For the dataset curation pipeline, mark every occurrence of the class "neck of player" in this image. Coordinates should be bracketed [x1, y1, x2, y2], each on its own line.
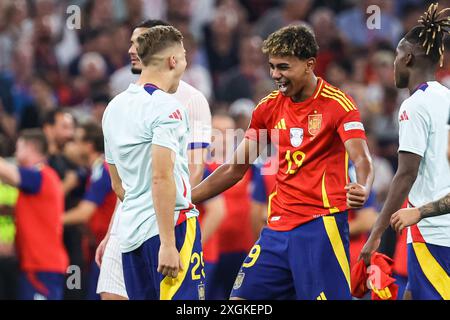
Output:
[136, 68, 173, 93]
[407, 68, 436, 95]
[291, 74, 318, 103]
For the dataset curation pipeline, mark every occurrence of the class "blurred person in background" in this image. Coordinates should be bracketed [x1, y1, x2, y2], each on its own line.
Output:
[216, 35, 268, 104]
[204, 113, 257, 299]
[0, 137, 19, 300]
[20, 77, 57, 130]
[63, 123, 116, 300]
[0, 129, 68, 300]
[254, 0, 313, 40]
[42, 109, 88, 300]
[337, 0, 403, 48]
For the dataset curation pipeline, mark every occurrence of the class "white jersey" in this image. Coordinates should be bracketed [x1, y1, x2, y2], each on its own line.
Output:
[109, 80, 211, 238]
[102, 83, 199, 253]
[397, 81, 450, 247]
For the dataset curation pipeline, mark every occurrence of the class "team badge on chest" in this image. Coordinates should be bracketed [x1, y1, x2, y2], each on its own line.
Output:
[289, 128, 304, 147]
[308, 114, 322, 136]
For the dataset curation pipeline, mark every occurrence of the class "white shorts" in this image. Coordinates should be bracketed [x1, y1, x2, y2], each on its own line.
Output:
[96, 234, 128, 298]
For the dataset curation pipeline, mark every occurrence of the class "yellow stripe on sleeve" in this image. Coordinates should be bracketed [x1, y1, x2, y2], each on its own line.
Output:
[320, 93, 350, 112]
[323, 86, 356, 110]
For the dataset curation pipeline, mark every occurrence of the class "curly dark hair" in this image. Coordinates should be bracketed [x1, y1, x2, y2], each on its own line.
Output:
[404, 2, 450, 67]
[261, 25, 319, 60]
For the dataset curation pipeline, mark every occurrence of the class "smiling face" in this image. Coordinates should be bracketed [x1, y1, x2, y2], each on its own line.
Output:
[269, 55, 314, 99]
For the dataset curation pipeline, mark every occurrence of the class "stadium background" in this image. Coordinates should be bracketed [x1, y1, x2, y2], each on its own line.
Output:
[0, 0, 449, 300]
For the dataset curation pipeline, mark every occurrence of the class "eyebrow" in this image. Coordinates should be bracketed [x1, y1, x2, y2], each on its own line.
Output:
[269, 62, 290, 68]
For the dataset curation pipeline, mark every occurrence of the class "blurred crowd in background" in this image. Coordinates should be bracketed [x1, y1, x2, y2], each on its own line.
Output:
[1, 0, 450, 300]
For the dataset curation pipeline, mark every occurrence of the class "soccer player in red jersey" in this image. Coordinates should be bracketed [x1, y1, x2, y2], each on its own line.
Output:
[191, 25, 374, 300]
[0, 129, 68, 300]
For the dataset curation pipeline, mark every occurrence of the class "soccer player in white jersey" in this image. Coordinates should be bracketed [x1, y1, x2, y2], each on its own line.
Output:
[96, 20, 211, 300]
[102, 25, 205, 300]
[361, 3, 450, 300]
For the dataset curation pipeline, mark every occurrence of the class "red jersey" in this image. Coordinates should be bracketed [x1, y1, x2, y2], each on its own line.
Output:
[245, 78, 366, 231]
[15, 165, 69, 273]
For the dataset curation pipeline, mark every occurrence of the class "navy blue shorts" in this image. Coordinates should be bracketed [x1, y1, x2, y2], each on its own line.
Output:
[230, 212, 351, 300]
[407, 242, 450, 300]
[18, 272, 65, 300]
[122, 217, 205, 300]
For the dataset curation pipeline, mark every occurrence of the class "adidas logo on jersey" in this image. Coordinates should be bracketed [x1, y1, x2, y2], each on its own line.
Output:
[274, 118, 287, 130]
[169, 109, 183, 120]
[399, 110, 409, 122]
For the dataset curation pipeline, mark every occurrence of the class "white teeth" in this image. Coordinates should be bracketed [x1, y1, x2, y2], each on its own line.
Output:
[278, 83, 288, 93]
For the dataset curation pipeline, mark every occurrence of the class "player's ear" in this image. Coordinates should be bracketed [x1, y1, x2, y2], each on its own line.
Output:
[405, 53, 414, 67]
[168, 55, 177, 70]
[305, 57, 316, 73]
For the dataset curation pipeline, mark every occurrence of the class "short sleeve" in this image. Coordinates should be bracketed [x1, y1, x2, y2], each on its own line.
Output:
[186, 92, 212, 149]
[336, 97, 367, 143]
[104, 136, 114, 164]
[245, 105, 267, 142]
[83, 165, 112, 206]
[152, 106, 188, 154]
[18, 167, 43, 194]
[398, 101, 429, 157]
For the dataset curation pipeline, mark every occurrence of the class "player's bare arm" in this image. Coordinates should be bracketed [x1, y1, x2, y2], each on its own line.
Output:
[344, 138, 374, 209]
[0, 158, 20, 187]
[360, 151, 421, 264]
[62, 200, 97, 225]
[108, 164, 125, 202]
[391, 193, 450, 232]
[188, 148, 208, 187]
[200, 196, 225, 245]
[191, 138, 259, 204]
[152, 145, 183, 278]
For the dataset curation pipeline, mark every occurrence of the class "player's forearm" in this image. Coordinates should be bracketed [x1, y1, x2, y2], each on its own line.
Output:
[191, 163, 249, 204]
[63, 201, 96, 225]
[352, 153, 374, 192]
[370, 171, 416, 238]
[419, 193, 450, 219]
[153, 175, 177, 246]
[188, 162, 205, 188]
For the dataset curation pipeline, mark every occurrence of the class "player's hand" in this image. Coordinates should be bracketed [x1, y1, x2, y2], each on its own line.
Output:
[390, 208, 421, 233]
[359, 236, 380, 265]
[345, 183, 367, 209]
[95, 235, 109, 267]
[158, 244, 183, 278]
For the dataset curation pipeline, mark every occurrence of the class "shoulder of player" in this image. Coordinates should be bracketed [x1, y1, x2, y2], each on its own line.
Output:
[317, 81, 358, 113]
[399, 92, 427, 114]
[254, 90, 282, 112]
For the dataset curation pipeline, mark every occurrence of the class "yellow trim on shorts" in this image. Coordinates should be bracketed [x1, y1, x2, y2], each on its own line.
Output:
[160, 217, 196, 300]
[323, 215, 351, 290]
[412, 242, 450, 299]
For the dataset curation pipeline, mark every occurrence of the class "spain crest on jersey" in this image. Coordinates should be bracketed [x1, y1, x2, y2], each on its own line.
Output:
[308, 114, 322, 136]
[289, 128, 303, 147]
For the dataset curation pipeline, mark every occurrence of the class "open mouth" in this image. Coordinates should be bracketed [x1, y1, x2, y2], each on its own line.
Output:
[276, 81, 289, 93]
